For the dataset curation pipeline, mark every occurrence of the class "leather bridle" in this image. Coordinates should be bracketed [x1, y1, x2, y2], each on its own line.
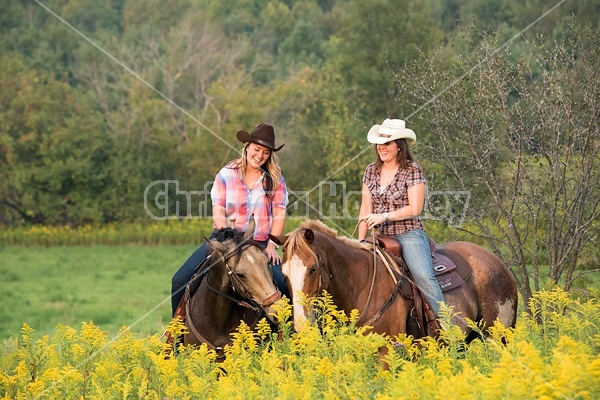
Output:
[306, 240, 331, 299]
[185, 240, 281, 358]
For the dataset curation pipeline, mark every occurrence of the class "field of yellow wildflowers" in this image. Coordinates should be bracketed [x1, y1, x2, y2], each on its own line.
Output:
[0, 220, 215, 247]
[1, 223, 599, 398]
[1, 289, 599, 399]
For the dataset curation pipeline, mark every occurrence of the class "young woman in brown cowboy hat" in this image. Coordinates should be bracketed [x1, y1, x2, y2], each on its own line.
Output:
[170, 123, 289, 317]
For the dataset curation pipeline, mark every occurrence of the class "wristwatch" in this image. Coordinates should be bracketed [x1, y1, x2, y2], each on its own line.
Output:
[382, 212, 389, 222]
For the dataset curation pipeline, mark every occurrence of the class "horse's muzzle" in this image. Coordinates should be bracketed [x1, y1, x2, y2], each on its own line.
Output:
[262, 290, 282, 307]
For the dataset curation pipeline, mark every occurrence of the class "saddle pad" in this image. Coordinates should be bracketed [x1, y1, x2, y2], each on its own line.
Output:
[400, 269, 465, 296]
[432, 249, 472, 292]
[398, 250, 471, 296]
[436, 270, 464, 292]
[432, 252, 464, 291]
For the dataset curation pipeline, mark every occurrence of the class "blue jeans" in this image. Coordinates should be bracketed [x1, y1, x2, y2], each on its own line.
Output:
[395, 229, 445, 316]
[170, 232, 289, 317]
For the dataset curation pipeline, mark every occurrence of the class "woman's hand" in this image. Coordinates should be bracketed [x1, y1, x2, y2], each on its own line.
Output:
[265, 242, 281, 264]
[362, 213, 387, 230]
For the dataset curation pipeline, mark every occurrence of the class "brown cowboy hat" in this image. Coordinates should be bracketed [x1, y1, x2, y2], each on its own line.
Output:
[236, 123, 285, 151]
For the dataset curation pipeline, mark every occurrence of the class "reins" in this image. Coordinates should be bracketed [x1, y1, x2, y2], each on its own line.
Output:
[357, 228, 378, 323]
[185, 239, 279, 353]
[309, 242, 329, 298]
[329, 222, 405, 327]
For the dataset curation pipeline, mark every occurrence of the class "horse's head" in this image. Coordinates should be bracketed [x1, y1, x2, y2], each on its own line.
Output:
[270, 220, 335, 330]
[207, 219, 281, 324]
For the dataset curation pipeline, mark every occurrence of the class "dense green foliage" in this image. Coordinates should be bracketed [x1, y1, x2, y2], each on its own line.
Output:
[1, 0, 597, 226]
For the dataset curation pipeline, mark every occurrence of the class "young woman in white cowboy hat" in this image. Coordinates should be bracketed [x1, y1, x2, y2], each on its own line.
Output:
[358, 118, 445, 329]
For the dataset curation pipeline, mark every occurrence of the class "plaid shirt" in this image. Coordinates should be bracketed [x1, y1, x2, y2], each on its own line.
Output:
[211, 163, 288, 241]
[362, 161, 425, 236]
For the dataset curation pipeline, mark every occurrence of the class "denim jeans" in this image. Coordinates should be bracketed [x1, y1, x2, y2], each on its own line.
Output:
[394, 229, 445, 316]
[170, 231, 289, 317]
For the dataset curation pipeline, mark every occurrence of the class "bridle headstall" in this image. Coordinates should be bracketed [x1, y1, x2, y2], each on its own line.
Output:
[184, 239, 279, 357]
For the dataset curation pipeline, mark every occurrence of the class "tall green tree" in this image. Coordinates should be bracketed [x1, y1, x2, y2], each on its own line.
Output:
[389, 23, 600, 305]
[326, 0, 443, 119]
[0, 55, 112, 224]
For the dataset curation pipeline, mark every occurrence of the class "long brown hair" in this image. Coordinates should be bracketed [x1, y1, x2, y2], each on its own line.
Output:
[235, 142, 282, 196]
[374, 138, 414, 169]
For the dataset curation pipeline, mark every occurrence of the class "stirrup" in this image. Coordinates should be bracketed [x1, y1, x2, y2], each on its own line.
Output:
[426, 318, 443, 338]
[425, 309, 442, 338]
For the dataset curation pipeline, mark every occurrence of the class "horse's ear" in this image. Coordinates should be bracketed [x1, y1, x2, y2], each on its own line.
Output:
[206, 237, 227, 254]
[304, 229, 315, 244]
[269, 234, 288, 247]
[244, 216, 256, 240]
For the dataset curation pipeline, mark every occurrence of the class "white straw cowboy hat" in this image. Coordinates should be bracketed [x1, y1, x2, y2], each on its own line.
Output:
[367, 118, 416, 145]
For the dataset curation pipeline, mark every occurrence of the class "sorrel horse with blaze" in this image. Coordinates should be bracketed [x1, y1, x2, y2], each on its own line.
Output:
[271, 220, 518, 342]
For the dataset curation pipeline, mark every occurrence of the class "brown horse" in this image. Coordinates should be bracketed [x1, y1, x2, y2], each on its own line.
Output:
[271, 220, 518, 341]
[182, 220, 281, 359]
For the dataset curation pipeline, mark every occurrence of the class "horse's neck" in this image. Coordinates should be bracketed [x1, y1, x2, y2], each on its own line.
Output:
[321, 236, 396, 299]
[320, 236, 409, 332]
[324, 233, 371, 263]
[206, 262, 232, 292]
[192, 265, 246, 329]
[319, 236, 376, 286]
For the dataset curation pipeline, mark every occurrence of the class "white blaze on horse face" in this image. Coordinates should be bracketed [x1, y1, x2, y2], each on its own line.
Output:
[245, 252, 257, 265]
[282, 254, 309, 329]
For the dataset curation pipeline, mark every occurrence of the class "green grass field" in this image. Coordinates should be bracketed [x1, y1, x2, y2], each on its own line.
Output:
[2, 243, 597, 343]
[0, 245, 198, 341]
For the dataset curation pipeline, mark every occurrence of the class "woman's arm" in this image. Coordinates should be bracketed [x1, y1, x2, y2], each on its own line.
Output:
[385, 182, 425, 221]
[212, 204, 229, 229]
[265, 206, 286, 263]
[357, 183, 373, 241]
[210, 168, 230, 229]
[269, 206, 286, 237]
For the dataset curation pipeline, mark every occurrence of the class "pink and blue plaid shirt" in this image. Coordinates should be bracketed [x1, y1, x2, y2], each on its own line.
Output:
[211, 163, 288, 241]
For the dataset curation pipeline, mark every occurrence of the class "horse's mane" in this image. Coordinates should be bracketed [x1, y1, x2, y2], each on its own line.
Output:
[211, 228, 262, 262]
[284, 220, 368, 260]
[213, 227, 240, 242]
[299, 219, 338, 236]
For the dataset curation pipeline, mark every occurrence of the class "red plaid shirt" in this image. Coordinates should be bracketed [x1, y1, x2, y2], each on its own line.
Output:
[362, 161, 425, 236]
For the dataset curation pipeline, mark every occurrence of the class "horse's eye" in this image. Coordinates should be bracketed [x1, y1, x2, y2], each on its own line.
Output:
[309, 266, 318, 275]
[235, 273, 246, 279]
